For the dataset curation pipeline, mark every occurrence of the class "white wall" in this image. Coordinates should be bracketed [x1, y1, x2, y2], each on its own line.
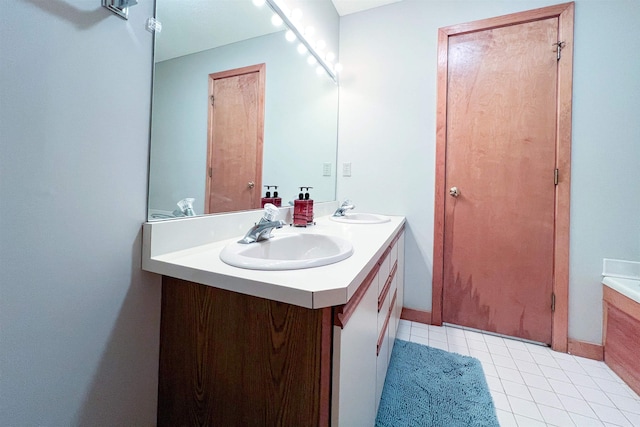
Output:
[337, 0, 640, 344]
[0, 1, 160, 424]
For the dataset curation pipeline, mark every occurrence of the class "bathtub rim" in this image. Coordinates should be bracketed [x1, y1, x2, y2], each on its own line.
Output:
[602, 276, 640, 305]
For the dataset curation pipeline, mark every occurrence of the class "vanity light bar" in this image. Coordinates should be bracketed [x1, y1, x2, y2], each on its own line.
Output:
[264, 0, 338, 83]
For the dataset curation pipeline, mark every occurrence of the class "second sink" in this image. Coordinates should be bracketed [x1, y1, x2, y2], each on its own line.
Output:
[330, 212, 391, 224]
[220, 233, 354, 270]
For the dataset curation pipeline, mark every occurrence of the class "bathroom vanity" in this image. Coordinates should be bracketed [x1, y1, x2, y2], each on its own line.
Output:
[143, 205, 405, 426]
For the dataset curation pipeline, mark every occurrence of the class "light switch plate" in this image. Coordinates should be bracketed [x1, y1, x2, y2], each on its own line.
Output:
[323, 163, 332, 177]
[342, 162, 352, 177]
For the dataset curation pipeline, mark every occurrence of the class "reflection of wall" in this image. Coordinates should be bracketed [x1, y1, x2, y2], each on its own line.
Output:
[338, 0, 640, 345]
[150, 32, 339, 215]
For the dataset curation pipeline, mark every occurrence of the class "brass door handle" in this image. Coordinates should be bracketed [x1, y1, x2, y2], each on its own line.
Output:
[449, 186, 460, 197]
[247, 181, 255, 189]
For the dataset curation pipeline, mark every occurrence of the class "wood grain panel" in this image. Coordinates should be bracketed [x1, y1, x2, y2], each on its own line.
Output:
[568, 339, 603, 361]
[443, 17, 558, 344]
[158, 277, 331, 426]
[441, 2, 574, 35]
[400, 308, 432, 325]
[206, 64, 265, 214]
[604, 304, 640, 396]
[432, 27, 449, 326]
[603, 286, 640, 323]
[551, 2, 574, 353]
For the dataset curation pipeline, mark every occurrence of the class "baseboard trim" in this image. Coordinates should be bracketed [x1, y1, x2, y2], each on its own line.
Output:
[568, 338, 604, 361]
[400, 308, 432, 325]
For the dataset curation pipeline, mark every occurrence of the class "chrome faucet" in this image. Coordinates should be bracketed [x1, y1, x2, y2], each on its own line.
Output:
[172, 198, 196, 217]
[333, 199, 355, 217]
[238, 203, 286, 244]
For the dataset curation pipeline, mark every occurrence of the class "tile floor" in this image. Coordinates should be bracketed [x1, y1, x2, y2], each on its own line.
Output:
[397, 320, 640, 427]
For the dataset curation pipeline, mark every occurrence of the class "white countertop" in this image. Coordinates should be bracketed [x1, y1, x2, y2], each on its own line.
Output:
[603, 276, 640, 304]
[143, 210, 405, 309]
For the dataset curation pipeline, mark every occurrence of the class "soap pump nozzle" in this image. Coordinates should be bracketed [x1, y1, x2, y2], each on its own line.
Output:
[298, 186, 313, 200]
[264, 185, 279, 198]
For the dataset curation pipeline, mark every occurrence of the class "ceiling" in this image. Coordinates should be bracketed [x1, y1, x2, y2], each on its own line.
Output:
[154, 0, 404, 63]
[154, 0, 278, 62]
[331, 0, 402, 16]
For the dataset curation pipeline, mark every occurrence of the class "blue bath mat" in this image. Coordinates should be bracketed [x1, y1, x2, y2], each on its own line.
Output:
[376, 339, 499, 427]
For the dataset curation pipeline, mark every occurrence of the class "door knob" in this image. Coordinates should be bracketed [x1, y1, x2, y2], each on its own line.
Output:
[247, 181, 255, 189]
[449, 186, 460, 197]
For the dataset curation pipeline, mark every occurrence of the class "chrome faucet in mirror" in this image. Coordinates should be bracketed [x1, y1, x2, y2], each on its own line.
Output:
[333, 200, 356, 217]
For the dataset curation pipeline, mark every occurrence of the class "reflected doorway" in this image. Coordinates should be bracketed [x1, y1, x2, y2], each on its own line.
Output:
[206, 64, 265, 214]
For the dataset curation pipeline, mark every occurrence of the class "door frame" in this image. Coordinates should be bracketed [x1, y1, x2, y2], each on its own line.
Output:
[205, 63, 266, 214]
[431, 3, 574, 352]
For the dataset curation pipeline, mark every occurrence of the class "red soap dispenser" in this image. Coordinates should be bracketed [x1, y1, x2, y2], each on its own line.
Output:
[293, 187, 314, 227]
[261, 185, 282, 208]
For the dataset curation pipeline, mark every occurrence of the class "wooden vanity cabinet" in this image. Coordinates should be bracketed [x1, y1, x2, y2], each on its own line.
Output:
[157, 228, 404, 426]
[158, 277, 332, 426]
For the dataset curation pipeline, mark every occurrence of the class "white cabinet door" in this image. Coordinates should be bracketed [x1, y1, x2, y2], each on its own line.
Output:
[332, 272, 379, 427]
[375, 322, 390, 412]
[396, 232, 405, 330]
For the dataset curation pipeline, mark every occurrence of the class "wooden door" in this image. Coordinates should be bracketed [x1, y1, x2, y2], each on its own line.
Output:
[433, 4, 574, 346]
[206, 64, 265, 214]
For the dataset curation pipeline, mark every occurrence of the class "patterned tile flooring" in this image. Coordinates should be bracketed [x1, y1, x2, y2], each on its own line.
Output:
[397, 320, 640, 426]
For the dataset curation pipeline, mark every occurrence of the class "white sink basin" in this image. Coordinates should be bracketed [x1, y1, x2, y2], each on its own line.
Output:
[220, 233, 354, 270]
[330, 212, 391, 224]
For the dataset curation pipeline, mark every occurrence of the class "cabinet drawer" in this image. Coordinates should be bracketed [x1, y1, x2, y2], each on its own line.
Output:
[390, 239, 398, 272]
[377, 283, 391, 333]
[378, 260, 397, 309]
[388, 287, 398, 364]
[378, 248, 391, 296]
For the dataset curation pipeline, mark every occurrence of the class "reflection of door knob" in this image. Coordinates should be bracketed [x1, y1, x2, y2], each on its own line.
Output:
[449, 186, 460, 197]
[247, 181, 255, 189]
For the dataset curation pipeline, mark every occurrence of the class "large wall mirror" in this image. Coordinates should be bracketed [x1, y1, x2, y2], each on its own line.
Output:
[148, 0, 339, 220]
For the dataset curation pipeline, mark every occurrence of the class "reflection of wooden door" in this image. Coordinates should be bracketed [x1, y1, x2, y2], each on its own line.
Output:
[433, 4, 574, 346]
[206, 64, 265, 214]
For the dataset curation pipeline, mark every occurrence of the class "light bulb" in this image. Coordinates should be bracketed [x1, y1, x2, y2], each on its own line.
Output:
[325, 52, 336, 63]
[297, 43, 308, 54]
[285, 30, 296, 42]
[307, 55, 317, 65]
[252, 0, 265, 6]
[291, 8, 303, 23]
[271, 14, 283, 27]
